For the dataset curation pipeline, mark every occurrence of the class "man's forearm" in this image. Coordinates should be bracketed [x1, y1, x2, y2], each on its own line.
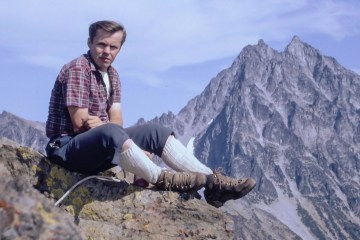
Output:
[109, 116, 123, 127]
[68, 107, 89, 133]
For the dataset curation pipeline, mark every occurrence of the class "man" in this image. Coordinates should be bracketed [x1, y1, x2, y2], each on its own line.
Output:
[46, 20, 256, 208]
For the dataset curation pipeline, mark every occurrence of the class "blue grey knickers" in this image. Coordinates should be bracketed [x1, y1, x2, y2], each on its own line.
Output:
[45, 123, 173, 175]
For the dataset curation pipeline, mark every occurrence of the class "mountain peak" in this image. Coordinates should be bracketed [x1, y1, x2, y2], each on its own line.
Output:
[257, 39, 267, 47]
[0, 110, 13, 118]
[181, 36, 360, 239]
[237, 38, 275, 62]
[286, 35, 307, 51]
[284, 35, 322, 66]
[290, 35, 302, 44]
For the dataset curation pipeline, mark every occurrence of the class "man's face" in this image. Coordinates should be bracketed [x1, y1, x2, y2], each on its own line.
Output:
[88, 29, 124, 71]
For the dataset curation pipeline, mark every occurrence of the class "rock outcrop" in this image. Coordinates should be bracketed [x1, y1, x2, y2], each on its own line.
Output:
[0, 144, 234, 239]
[0, 145, 85, 239]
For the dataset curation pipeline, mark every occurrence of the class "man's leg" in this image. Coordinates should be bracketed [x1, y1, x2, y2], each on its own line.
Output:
[124, 123, 172, 157]
[160, 134, 256, 207]
[113, 139, 161, 184]
[46, 123, 127, 174]
[118, 140, 206, 192]
[161, 135, 213, 174]
[125, 124, 212, 174]
[46, 123, 206, 192]
[124, 124, 256, 207]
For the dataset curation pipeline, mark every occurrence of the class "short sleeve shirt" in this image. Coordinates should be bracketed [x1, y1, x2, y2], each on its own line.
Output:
[46, 52, 121, 138]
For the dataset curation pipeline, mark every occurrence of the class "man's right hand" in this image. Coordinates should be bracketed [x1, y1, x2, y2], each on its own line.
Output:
[83, 115, 104, 130]
[68, 107, 104, 133]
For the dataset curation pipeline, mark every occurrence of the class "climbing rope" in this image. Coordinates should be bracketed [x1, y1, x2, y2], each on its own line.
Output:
[54, 175, 127, 207]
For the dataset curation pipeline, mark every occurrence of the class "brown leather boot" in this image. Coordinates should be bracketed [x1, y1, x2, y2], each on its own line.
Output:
[155, 170, 206, 192]
[205, 170, 256, 208]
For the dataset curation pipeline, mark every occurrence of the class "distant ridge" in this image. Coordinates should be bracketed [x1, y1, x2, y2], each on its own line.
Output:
[0, 110, 47, 153]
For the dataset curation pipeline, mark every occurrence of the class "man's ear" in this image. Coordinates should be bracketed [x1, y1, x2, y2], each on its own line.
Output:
[87, 38, 91, 48]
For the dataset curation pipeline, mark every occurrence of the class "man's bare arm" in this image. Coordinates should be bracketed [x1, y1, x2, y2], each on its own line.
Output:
[108, 102, 123, 127]
[68, 107, 88, 133]
[68, 107, 103, 133]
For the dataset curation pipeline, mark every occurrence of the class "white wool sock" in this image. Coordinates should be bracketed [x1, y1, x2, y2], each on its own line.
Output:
[118, 143, 162, 184]
[161, 135, 213, 175]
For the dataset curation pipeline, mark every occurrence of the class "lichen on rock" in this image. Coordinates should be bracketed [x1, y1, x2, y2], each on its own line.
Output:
[0, 145, 234, 239]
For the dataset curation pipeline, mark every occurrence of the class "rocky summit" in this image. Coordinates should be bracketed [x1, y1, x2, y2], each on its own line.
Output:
[0, 144, 234, 239]
[1, 36, 360, 239]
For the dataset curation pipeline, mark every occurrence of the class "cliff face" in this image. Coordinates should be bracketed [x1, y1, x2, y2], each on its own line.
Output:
[195, 37, 360, 239]
[0, 145, 234, 239]
[146, 36, 360, 239]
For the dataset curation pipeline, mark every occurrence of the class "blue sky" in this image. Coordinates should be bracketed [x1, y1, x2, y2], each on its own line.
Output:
[0, 0, 359, 127]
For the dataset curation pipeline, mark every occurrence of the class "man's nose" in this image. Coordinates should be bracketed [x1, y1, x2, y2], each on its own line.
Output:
[103, 46, 111, 54]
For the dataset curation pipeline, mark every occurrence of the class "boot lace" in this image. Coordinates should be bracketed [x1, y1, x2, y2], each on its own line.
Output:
[212, 168, 244, 190]
[163, 171, 193, 191]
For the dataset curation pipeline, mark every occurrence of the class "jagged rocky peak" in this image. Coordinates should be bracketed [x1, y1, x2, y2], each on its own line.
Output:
[1, 110, 15, 119]
[235, 38, 277, 64]
[286, 35, 307, 50]
[288, 35, 302, 45]
[284, 35, 325, 67]
[257, 38, 266, 46]
[256, 38, 275, 55]
[192, 36, 360, 239]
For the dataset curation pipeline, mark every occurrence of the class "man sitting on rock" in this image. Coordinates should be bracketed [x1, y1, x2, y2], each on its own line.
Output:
[45, 20, 256, 208]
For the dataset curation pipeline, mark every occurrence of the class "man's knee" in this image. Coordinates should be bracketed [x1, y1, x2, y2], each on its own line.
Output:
[142, 124, 173, 138]
[124, 124, 173, 156]
[99, 123, 129, 147]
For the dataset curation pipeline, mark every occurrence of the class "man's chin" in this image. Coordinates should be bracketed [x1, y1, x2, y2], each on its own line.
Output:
[98, 64, 110, 71]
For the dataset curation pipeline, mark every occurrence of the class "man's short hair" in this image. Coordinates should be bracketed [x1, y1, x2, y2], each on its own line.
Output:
[89, 20, 127, 46]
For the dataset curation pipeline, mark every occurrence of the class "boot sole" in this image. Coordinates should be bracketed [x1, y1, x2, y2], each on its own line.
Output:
[205, 178, 256, 208]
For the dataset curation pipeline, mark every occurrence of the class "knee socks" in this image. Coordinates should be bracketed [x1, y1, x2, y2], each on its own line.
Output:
[117, 142, 162, 184]
[113, 136, 212, 185]
[161, 135, 213, 175]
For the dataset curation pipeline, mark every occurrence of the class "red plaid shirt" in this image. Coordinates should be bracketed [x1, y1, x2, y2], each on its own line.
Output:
[46, 52, 121, 138]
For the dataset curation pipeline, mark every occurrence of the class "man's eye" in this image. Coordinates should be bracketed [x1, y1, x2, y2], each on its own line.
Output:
[110, 46, 118, 50]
